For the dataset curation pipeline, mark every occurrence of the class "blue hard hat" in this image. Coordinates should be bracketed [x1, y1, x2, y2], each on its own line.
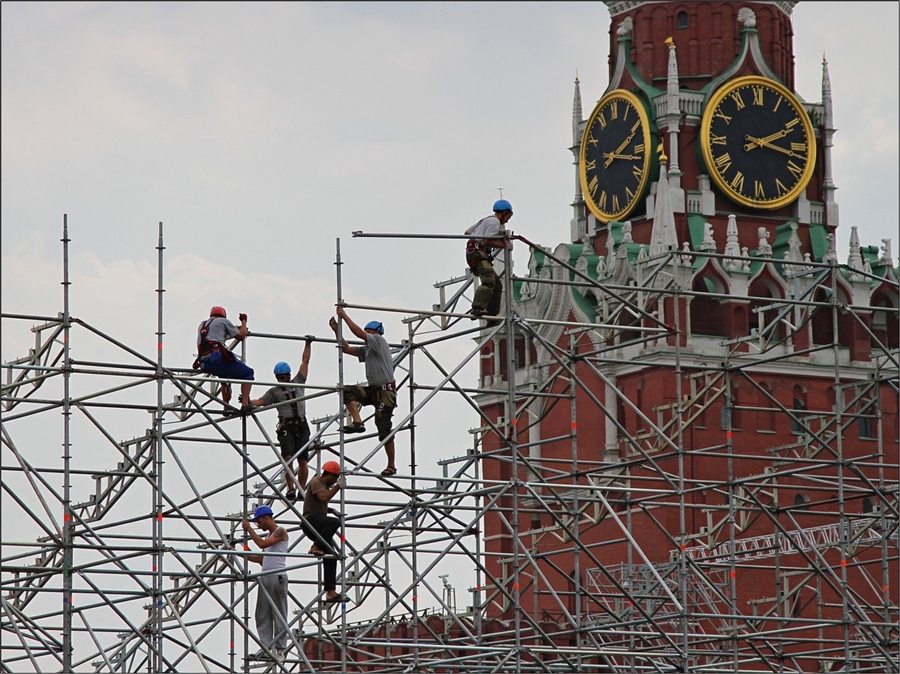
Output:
[251, 505, 274, 522]
[273, 361, 291, 376]
[364, 321, 385, 335]
[492, 199, 513, 212]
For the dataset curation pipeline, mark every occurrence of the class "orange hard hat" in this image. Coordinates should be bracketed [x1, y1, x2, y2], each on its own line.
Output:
[210, 305, 226, 318]
[322, 461, 341, 475]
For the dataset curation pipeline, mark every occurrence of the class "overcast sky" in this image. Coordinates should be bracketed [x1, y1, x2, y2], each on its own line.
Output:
[3, 1, 897, 365]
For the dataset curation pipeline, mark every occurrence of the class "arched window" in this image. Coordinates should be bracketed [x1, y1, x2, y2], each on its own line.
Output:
[677, 10, 689, 29]
[858, 392, 876, 439]
[749, 279, 783, 342]
[862, 497, 876, 514]
[794, 492, 810, 507]
[758, 383, 776, 432]
[791, 385, 807, 434]
[691, 275, 727, 337]
[870, 292, 899, 351]
[810, 288, 835, 346]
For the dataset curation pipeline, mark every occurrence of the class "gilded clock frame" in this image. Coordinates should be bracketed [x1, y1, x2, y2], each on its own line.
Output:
[700, 75, 817, 210]
[579, 89, 653, 224]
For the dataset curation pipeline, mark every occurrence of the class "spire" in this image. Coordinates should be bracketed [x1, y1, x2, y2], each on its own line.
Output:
[847, 226, 864, 271]
[666, 37, 679, 101]
[649, 149, 678, 257]
[572, 74, 583, 147]
[822, 55, 833, 129]
[664, 36, 681, 174]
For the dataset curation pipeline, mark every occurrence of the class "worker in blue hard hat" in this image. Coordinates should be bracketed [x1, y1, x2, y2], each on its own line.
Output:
[242, 504, 290, 660]
[248, 336, 316, 500]
[464, 199, 514, 321]
[329, 306, 398, 477]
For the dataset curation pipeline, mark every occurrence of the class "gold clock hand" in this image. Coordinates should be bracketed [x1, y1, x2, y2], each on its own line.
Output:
[744, 135, 804, 158]
[604, 130, 639, 167]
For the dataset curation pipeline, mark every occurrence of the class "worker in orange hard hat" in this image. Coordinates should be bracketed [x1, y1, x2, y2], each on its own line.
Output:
[193, 305, 255, 416]
[301, 461, 346, 603]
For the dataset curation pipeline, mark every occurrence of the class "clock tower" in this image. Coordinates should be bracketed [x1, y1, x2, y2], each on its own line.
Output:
[477, 2, 898, 673]
[573, 0, 839, 258]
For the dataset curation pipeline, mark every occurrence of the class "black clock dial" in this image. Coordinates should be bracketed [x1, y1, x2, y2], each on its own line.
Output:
[580, 89, 653, 223]
[700, 76, 816, 209]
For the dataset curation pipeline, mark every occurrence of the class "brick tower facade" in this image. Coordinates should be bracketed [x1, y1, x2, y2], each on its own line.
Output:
[476, 2, 899, 671]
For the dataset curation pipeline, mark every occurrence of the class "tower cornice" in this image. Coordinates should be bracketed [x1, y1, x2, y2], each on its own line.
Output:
[603, 0, 798, 18]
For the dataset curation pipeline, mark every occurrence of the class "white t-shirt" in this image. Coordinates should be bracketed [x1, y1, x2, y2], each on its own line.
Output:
[465, 215, 503, 239]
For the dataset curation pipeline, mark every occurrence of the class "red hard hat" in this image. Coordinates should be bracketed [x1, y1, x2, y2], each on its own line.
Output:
[322, 461, 341, 475]
[210, 306, 226, 318]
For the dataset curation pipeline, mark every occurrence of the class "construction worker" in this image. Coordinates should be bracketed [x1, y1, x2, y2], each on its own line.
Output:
[241, 505, 289, 659]
[194, 306, 254, 415]
[329, 305, 398, 477]
[465, 199, 513, 320]
[248, 337, 314, 500]
[302, 461, 347, 603]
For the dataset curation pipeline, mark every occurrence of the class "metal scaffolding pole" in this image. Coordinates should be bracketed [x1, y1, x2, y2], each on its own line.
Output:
[1, 223, 898, 673]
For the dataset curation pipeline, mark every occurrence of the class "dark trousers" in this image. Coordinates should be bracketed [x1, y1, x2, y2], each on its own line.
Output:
[466, 249, 502, 316]
[303, 514, 340, 591]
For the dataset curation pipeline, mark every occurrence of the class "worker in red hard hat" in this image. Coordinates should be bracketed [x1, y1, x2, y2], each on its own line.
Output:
[301, 461, 346, 603]
[193, 305, 255, 416]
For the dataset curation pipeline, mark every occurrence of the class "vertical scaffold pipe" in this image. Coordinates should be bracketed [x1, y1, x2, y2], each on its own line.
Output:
[502, 236, 522, 670]
[152, 222, 166, 672]
[61, 214, 73, 673]
[335, 237, 349, 671]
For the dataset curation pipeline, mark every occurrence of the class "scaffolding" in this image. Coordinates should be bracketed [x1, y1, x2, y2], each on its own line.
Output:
[1, 217, 898, 673]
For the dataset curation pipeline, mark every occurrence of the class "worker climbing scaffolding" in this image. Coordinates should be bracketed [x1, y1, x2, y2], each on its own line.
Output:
[193, 305, 255, 415]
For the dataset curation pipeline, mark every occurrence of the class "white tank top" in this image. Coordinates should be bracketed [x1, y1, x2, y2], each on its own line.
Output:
[261, 527, 288, 572]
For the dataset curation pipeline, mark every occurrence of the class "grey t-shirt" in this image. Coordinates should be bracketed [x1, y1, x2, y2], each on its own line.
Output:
[197, 316, 238, 346]
[259, 372, 308, 418]
[357, 333, 393, 386]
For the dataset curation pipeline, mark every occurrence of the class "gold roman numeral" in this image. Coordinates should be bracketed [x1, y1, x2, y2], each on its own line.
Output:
[710, 133, 727, 145]
[634, 143, 644, 154]
[585, 159, 596, 171]
[752, 87, 764, 106]
[773, 95, 783, 112]
[597, 112, 607, 130]
[787, 160, 803, 179]
[714, 153, 732, 173]
[632, 165, 643, 181]
[754, 180, 766, 199]
[714, 110, 732, 124]
[612, 194, 621, 212]
[588, 176, 599, 196]
[609, 101, 619, 119]
[730, 171, 745, 192]
[790, 142, 807, 153]
[775, 178, 787, 195]
[598, 190, 608, 210]
[625, 185, 636, 201]
[729, 91, 746, 110]
[587, 134, 598, 147]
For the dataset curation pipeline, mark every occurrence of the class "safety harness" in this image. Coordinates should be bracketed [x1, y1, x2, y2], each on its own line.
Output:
[192, 317, 234, 369]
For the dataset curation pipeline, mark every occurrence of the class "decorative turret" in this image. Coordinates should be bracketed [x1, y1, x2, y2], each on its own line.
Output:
[649, 148, 679, 257]
[821, 56, 840, 226]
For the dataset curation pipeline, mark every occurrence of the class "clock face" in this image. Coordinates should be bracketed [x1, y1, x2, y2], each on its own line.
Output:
[579, 89, 653, 223]
[700, 76, 817, 210]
